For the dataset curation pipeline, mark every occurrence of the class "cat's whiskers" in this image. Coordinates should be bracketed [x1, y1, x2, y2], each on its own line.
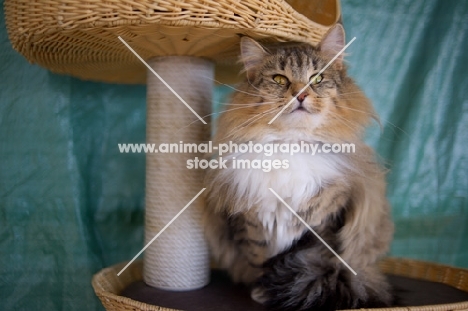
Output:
[326, 110, 360, 132]
[337, 91, 367, 96]
[246, 79, 272, 97]
[218, 101, 276, 107]
[220, 106, 281, 141]
[224, 110, 279, 141]
[225, 107, 277, 138]
[233, 87, 279, 99]
[174, 101, 276, 134]
[333, 103, 410, 139]
[198, 74, 280, 99]
[332, 102, 380, 119]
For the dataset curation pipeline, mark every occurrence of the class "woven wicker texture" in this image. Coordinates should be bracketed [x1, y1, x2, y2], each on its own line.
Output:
[92, 258, 468, 311]
[144, 56, 211, 290]
[4, 0, 339, 84]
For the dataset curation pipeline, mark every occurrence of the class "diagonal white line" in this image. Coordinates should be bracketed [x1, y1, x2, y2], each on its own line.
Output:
[117, 188, 206, 276]
[268, 37, 357, 124]
[118, 36, 207, 125]
[268, 188, 357, 275]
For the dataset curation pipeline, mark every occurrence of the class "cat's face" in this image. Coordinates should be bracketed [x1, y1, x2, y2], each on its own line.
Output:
[243, 42, 342, 129]
[220, 25, 375, 143]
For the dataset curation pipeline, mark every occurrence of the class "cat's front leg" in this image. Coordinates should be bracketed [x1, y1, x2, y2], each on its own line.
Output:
[228, 212, 271, 283]
[203, 209, 238, 270]
[203, 209, 264, 283]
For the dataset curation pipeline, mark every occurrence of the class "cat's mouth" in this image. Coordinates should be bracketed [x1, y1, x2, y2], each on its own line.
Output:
[291, 103, 310, 113]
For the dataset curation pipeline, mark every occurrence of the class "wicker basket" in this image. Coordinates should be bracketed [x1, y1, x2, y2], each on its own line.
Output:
[92, 258, 468, 311]
[4, 0, 340, 84]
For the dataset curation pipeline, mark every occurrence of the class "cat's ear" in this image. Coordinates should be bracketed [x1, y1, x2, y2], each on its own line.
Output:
[240, 37, 268, 80]
[319, 24, 346, 67]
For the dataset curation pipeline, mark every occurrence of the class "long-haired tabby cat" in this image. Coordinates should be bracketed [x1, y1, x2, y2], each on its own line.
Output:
[203, 24, 393, 310]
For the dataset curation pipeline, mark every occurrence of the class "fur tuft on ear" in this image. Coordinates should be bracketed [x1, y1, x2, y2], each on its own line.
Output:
[319, 24, 346, 66]
[240, 37, 268, 80]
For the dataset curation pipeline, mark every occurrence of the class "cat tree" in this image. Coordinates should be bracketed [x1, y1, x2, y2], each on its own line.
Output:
[5, 0, 340, 308]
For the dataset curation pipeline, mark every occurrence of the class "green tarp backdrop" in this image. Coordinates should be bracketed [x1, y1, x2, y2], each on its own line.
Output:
[1, 0, 467, 310]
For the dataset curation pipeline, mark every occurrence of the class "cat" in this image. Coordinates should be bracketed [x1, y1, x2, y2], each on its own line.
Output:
[203, 24, 394, 311]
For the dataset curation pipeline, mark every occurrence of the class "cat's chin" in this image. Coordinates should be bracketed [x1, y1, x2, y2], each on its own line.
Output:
[292, 107, 308, 113]
[261, 129, 324, 144]
[278, 111, 324, 131]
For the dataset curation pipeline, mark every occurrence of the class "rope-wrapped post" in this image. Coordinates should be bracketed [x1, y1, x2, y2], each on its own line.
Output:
[144, 56, 212, 290]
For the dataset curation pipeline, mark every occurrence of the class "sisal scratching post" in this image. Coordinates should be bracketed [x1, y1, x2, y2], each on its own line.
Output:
[144, 57, 212, 289]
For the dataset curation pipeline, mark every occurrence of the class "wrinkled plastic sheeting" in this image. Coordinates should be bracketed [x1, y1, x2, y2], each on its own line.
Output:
[342, 0, 468, 266]
[0, 0, 467, 310]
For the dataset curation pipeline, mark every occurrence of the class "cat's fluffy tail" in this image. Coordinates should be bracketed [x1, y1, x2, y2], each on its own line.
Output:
[254, 232, 393, 311]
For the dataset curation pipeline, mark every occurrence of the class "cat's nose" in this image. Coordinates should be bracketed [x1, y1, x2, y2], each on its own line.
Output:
[296, 91, 308, 103]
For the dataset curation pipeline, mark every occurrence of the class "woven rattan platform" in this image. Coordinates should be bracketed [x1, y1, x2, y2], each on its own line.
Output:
[4, 0, 340, 84]
[92, 258, 468, 311]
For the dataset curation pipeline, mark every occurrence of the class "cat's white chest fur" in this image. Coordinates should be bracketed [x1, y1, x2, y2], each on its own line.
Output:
[222, 147, 349, 256]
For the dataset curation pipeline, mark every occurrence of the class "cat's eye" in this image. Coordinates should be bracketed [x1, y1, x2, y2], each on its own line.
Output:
[273, 74, 288, 85]
[309, 74, 323, 85]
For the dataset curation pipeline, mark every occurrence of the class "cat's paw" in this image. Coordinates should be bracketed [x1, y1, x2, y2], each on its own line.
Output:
[250, 286, 268, 304]
[259, 265, 353, 311]
[257, 253, 392, 311]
